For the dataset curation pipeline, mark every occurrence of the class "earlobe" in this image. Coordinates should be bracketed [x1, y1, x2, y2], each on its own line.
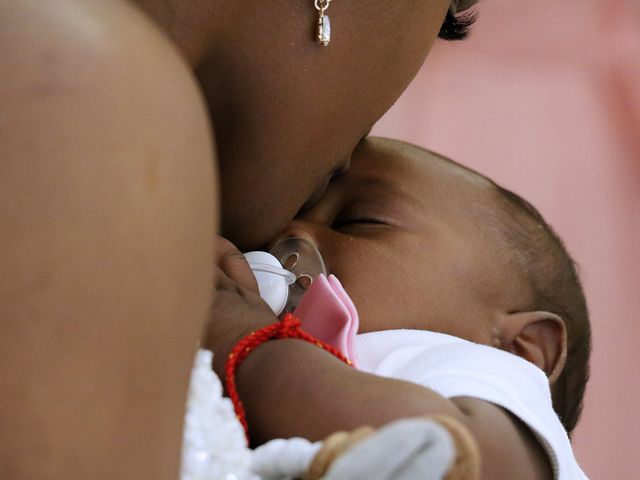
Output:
[499, 311, 568, 385]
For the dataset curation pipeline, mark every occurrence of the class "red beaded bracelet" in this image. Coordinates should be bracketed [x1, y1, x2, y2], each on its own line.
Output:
[225, 313, 352, 443]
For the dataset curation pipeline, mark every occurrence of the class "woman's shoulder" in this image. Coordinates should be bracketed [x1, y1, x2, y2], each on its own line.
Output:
[0, 3, 217, 476]
[2, 0, 195, 85]
[1, 0, 213, 176]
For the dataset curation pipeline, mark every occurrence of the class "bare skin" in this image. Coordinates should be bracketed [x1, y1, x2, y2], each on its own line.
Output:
[0, 1, 215, 478]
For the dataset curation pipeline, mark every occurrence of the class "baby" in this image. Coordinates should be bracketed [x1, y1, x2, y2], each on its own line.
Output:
[268, 137, 590, 478]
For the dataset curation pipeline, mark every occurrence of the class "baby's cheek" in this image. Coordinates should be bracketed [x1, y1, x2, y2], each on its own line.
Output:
[341, 277, 402, 334]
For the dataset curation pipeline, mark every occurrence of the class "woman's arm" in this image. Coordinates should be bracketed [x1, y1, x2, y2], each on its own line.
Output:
[0, 1, 216, 478]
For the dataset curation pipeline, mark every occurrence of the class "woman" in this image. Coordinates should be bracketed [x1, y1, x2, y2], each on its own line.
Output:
[0, 0, 475, 478]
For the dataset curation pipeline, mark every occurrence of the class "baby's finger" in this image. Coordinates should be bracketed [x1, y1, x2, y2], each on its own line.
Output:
[216, 236, 259, 292]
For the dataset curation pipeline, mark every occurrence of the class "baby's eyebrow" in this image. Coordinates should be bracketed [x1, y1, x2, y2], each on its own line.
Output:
[355, 175, 421, 210]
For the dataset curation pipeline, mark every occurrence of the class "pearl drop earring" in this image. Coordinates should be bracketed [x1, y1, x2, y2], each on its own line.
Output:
[314, 0, 332, 46]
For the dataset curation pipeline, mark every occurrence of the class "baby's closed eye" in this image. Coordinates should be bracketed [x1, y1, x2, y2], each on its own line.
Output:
[332, 206, 396, 231]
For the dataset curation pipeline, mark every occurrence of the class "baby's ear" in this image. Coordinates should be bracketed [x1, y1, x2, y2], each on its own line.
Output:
[498, 311, 567, 386]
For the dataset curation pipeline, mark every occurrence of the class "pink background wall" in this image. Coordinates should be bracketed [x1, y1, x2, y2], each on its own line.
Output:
[373, 0, 640, 477]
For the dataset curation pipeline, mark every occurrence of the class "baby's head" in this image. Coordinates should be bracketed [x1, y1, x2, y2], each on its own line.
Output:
[275, 137, 590, 434]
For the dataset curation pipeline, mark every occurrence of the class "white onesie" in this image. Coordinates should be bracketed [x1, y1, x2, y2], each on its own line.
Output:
[355, 329, 588, 480]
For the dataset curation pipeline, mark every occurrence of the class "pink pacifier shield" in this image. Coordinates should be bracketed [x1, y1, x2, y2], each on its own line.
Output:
[293, 274, 359, 366]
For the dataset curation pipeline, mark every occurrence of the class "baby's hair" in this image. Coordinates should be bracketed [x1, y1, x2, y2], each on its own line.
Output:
[425, 148, 590, 434]
[388, 142, 590, 435]
[492, 186, 591, 436]
[438, 4, 477, 41]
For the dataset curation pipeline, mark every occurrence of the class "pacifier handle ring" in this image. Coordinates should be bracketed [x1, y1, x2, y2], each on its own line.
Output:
[247, 262, 296, 285]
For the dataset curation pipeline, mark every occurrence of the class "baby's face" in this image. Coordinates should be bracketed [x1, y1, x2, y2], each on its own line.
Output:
[274, 138, 519, 343]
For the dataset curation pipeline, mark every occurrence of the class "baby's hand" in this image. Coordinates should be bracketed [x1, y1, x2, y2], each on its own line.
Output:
[216, 236, 259, 292]
[204, 237, 278, 380]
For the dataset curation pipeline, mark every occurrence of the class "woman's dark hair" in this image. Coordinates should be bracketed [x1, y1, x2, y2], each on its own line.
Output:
[438, 6, 478, 41]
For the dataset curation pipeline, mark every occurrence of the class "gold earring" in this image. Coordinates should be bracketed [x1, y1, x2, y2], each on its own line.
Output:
[314, 0, 332, 46]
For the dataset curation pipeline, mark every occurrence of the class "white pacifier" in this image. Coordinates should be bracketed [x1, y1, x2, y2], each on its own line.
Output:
[243, 237, 327, 316]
